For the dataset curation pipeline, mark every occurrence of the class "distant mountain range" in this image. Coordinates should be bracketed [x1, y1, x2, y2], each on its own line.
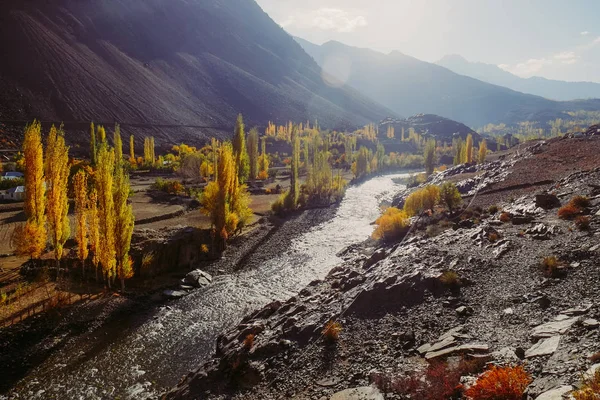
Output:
[295, 37, 600, 128]
[437, 54, 600, 101]
[0, 0, 393, 146]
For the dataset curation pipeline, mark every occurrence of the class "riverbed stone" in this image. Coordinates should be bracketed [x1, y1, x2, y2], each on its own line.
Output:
[330, 386, 384, 400]
[163, 290, 188, 299]
[185, 269, 213, 288]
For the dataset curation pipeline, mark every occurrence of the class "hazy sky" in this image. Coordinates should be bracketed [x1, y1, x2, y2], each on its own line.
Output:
[255, 0, 600, 83]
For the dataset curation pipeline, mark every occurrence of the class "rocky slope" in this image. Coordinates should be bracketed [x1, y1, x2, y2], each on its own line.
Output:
[166, 133, 600, 399]
[0, 0, 392, 147]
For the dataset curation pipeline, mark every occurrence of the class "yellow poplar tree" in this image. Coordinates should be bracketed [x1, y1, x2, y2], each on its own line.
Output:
[113, 125, 135, 290]
[16, 121, 47, 259]
[96, 137, 116, 286]
[46, 125, 71, 267]
[478, 140, 488, 164]
[73, 170, 89, 275]
[129, 135, 135, 163]
[88, 189, 101, 280]
[465, 134, 474, 164]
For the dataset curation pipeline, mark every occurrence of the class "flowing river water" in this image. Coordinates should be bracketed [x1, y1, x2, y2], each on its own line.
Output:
[7, 173, 410, 400]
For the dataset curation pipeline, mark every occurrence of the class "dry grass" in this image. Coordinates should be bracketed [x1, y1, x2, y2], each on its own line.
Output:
[322, 320, 342, 343]
[488, 232, 499, 242]
[573, 369, 600, 400]
[540, 256, 563, 278]
[570, 195, 591, 209]
[558, 204, 583, 220]
[439, 270, 461, 288]
[242, 334, 255, 351]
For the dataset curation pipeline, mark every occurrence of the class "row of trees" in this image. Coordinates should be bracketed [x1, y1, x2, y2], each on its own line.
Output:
[453, 135, 487, 166]
[17, 121, 134, 290]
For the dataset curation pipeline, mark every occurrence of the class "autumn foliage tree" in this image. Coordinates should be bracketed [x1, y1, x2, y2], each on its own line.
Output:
[15, 121, 47, 259]
[73, 170, 89, 275]
[113, 125, 135, 290]
[404, 185, 440, 217]
[478, 139, 488, 164]
[95, 131, 117, 286]
[233, 114, 250, 184]
[258, 137, 269, 180]
[45, 125, 71, 267]
[439, 181, 462, 212]
[90, 122, 97, 166]
[88, 189, 101, 280]
[466, 134, 474, 164]
[247, 127, 259, 180]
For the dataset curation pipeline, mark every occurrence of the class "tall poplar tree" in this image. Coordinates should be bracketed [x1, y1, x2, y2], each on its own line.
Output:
[478, 139, 488, 164]
[96, 136, 116, 286]
[423, 139, 436, 176]
[46, 124, 71, 267]
[289, 126, 300, 207]
[466, 134, 474, 164]
[88, 189, 101, 280]
[90, 122, 97, 166]
[16, 121, 46, 259]
[247, 127, 259, 180]
[73, 170, 89, 276]
[129, 135, 135, 163]
[232, 114, 250, 183]
[113, 125, 135, 290]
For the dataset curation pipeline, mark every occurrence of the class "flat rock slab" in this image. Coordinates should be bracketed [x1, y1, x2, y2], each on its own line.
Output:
[531, 317, 579, 338]
[427, 336, 458, 353]
[525, 336, 560, 358]
[535, 385, 573, 400]
[330, 387, 384, 400]
[163, 290, 188, 299]
[425, 343, 489, 360]
[562, 304, 593, 316]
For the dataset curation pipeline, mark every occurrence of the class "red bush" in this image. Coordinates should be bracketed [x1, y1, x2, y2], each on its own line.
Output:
[465, 365, 531, 400]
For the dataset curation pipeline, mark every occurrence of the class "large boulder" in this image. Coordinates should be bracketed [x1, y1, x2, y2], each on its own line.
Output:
[535, 193, 561, 210]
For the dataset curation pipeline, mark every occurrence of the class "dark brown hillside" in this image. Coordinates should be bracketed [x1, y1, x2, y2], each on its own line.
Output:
[0, 0, 393, 146]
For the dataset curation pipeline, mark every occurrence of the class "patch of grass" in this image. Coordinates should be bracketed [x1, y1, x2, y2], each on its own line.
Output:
[576, 216, 591, 231]
[465, 365, 531, 400]
[322, 321, 342, 343]
[488, 205, 499, 214]
[499, 212, 512, 223]
[571, 195, 591, 209]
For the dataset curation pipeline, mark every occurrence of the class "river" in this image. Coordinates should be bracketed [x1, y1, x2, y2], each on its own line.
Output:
[6, 173, 409, 400]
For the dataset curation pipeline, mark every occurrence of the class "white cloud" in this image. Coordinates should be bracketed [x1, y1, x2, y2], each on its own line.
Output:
[281, 8, 367, 33]
[499, 58, 552, 76]
[581, 31, 590, 36]
[554, 51, 579, 64]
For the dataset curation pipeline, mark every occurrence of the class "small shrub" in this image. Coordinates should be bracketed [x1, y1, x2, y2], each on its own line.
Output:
[372, 207, 410, 242]
[201, 244, 209, 254]
[540, 256, 563, 278]
[570, 195, 590, 209]
[488, 205, 499, 214]
[271, 192, 288, 215]
[576, 216, 591, 231]
[242, 334, 255, 351]
[152, 178, 184, 195]
[257, 170, 269, 180]
[465, 365, 531, 400]
[322, 321, 342, 343]
[488, 232, 499, 242]
[439, 270, 461, 288]
[572, 369, 600, 400]
[499, 212, 512, 223]
[264, 188, 272, 194]
[558, 204, 583, 220]
[439, 181, 463, 211]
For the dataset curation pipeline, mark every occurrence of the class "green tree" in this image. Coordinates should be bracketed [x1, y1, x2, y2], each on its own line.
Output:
[424, 139, 436, 175]
[439, 182, 462, 212]
[288, 126, 300, 208]
[233, 114, 250, 183]
[247, 127, 259, 180]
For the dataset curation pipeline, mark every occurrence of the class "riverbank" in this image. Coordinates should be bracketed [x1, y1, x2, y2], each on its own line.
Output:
[166, 135, 600, 400]
[1, 173, 410, 399]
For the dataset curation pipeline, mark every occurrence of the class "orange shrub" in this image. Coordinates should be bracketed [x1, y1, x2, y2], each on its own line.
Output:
[570, 195, 590, 209]
[322, 321, 342, 343]
[372, 207, 410, 242]
[257, 170, 269, 180]
[488, 232, 499, 242]
[499, 212, 511, 223]
[465, 365, 531, 400]
[558, 204, 582, 220]
[242, 334, 255, 350]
